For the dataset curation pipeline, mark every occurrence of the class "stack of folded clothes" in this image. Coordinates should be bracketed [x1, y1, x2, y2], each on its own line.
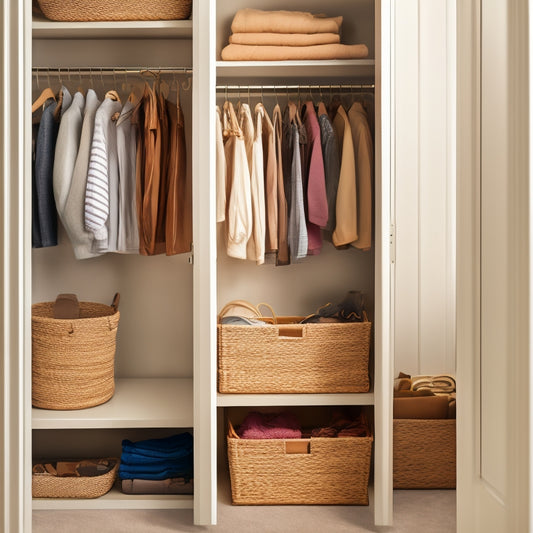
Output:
[393, 372, 456, 419]
[119, 433, 193, 495]
[221, 9, 369, 61]
[310, 409, 370, 438]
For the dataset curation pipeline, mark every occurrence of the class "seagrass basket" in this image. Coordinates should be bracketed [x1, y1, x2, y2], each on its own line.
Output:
[227, 420, 373, 505]
[393, 419, 456, 488]
[32, 294, 120, 410]
[35, 0, 191, 21]
[32, 458, 119, 498]
[218, 318, 371, 393]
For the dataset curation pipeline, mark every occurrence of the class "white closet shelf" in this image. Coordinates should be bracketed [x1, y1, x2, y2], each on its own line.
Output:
[32, 16, 193, 39]
[217, 390, 375, 407]
[33, 489, 193, 510]
[216, 59, 375, 81]
[32, 378, 193, 429]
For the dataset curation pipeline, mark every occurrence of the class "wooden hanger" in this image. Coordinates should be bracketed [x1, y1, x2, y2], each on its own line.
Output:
[105, 90, 121, 103]
[31, 87, 55, 113]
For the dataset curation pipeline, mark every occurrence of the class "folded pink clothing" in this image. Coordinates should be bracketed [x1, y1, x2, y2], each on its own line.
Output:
[221, 43, 369, 62]
[238, 411, 302, 439]
[231, 8, 343, 35]
[229, 32, 341, 47]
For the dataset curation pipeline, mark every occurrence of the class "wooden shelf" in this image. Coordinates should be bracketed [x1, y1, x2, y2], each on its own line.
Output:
[217, 390, 375, 407]
[32, 378, 193, 430]
[32, 16, 192, 39]
[216, 59, 375, 83]
[33, 488, 193, 510]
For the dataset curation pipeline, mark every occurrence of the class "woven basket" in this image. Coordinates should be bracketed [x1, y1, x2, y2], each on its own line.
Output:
[393, 419, 456, 489]
[32, 295, 120, 410]
[218, 318, 371, 393]
[36, 0, 191, 22]
[227, 420, 373, 505]
[32, 459, 119, 498]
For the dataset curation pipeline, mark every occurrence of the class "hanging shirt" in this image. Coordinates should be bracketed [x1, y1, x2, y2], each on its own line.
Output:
[272, 104, 289, 266]
[85, 91, 122, 253]
[116, 100, 139, 254]
[63, 89, 101, 260]
[165, 98, 191, 255]
[53, 91, 85, 219]
[216, 105, 227, 223]
[246, 103, 266, 265]
[302, 101, 328, 255]
[34, 99, 59, 248]
[317, 102, 340, 233]
[348, 101, 374, 251]
[223, 101, 252, 260]
[332, 104, 358, 247]
[261, 105, 278, 254]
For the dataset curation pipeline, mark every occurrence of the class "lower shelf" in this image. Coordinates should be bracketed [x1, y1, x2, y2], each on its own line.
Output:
[32, 487, 193, 510]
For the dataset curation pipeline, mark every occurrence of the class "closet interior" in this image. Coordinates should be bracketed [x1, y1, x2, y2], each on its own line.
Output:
[28, 0, 393, 526]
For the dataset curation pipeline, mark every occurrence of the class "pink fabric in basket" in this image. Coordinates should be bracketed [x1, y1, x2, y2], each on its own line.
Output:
[238, 411, 302, 439]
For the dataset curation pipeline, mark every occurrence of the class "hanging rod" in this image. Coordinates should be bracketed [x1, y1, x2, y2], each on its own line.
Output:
[32, 66, 193, 77]
[216, 83, 375, 91]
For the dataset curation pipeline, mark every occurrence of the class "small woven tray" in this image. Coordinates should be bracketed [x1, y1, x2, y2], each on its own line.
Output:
[36, 0, 191, 22]
[32, 458, 119, 499]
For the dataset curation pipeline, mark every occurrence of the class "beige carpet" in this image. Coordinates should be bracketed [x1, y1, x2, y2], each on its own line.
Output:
[33, 487, 455, 533]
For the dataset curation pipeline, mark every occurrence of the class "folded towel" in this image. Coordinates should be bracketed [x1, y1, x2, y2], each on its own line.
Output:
[231, 8, 343, 35]
[393, 396, 450, 419]
[229, 32, 340, 47]
[221, 43, 369, 62]
[119, 458, 192, 476]
[238, 411, 302, 439]
[311, 409, 370, 438]
[121, 432, 193, 459]
[120, 454, 192, 468]
[411, 374, 456, 395]
[121, 477, 193, 495]
[118, 467, 193, 481]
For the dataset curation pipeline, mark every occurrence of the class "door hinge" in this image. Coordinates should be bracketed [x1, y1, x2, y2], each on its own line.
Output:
[390, 224, 396, 264]
[188, 243, 194, 265]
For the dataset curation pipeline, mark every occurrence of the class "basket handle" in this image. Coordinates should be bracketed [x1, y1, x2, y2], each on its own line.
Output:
[111, 293, 120, 312]
[227, 419, 240, 439]
[218, 300, 278, 324]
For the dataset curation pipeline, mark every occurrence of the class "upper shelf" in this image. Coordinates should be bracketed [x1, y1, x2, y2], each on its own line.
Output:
[32, 378, 193, 429]
[216, 59, 375, 83]
[32, 16, 193, 39]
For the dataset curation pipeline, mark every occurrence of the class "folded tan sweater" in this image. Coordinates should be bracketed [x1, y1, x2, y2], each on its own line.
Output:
[221, 43, 369, 62]
[231, 8, 343, 34]
[229, 32, 341, 47]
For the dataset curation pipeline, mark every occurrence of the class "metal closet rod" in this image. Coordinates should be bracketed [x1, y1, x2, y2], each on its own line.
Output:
[216, 83, 375, 91]
[31, 66, 193, 76]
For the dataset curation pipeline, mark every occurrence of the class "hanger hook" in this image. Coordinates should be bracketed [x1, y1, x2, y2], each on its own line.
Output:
[46, 68, 51, 89]
[181, 76, 192, 92]
[35, 68, 40, 90]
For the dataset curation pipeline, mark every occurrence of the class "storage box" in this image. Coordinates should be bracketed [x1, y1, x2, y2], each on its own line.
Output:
[218, 318, 371, 393]
[227, 420, 373, 505]
[393, 419, 456, 488]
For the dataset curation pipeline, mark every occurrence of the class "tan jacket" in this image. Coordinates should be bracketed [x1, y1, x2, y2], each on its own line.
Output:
[332, 105, 358, 247]
[348, 102, 373, 251]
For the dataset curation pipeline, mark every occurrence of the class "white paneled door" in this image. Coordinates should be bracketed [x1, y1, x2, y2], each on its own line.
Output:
[457, 1, 530, 531]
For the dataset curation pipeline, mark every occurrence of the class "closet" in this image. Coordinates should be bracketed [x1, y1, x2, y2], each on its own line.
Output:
[22, 0, 393, 529]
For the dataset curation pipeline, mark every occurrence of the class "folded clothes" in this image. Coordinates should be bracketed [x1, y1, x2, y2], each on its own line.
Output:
[231, 8, 343, 35]
[121, 432, 193, 459]
[118, 467, 193, 481]
[393, 396, 450, 419]
[238, 411, 301, 439]
[311, 409, 370, 438]
[411, 374, 456, 395]
[229, 32, 341, 47]
[120, 455, 192, 471]
[221, 43, 369, 61]
[121, 477, 193, 495]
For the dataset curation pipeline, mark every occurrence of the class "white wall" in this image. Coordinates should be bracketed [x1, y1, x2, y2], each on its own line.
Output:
[393, 0, 456, 376]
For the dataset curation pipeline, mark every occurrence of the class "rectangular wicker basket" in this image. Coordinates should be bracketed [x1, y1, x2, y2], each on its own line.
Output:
[218, 318, 371, 394]
[393, 419, 456, 489]
[227, 420, 373, 505]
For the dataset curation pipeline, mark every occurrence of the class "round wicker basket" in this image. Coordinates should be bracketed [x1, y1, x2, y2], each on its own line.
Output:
[32, 299, 120, 410]
[36, 0, 192, 22]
